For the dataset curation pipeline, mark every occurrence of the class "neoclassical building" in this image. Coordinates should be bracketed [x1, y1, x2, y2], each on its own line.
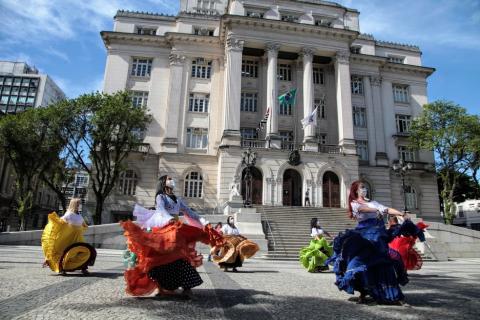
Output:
[99, 0, 440, 223]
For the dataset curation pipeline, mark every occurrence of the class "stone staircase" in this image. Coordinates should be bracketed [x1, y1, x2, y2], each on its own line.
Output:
[258, 206, 356, 260]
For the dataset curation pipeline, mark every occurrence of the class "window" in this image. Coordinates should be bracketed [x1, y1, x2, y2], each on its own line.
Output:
[246, 11, 264, 18]
[136, 27, 156, 35]
[351, 75, 364, 95]
[242, 59, 258, 78]
[118, 170, 138, 196]
[189, 93, 209, 112]
[196, 0, 215, 13]
[281, 15, 298, 22]
[131, 91, 149, 107]
[356, 140, 368, 161]
[398, 146, 415, 162]
[75, 174, 88, 187]
[405, 185, 417, 210]
[458, 205, 464, 218]
[314, 98, 326, 119]
[313, 68, 324, 85]
[277, 64, 292, 81]
[184, 172, 203, 198]
[241, 128, 258, 140]
[191, 58, 212, 79]
[186, 128, 208, 149]
[279, 100, 292, 115]
[395, 114, 411, 133]
[315, 19, 332, 27]
[240, 92, 258, 112]
[279, 131, 293, 142]
[193, 27, 214, 36]
[350, 46, 361, 54]
[353, 106, 367, 127]
[388, 55, 405, 64]
[131, 58, 152, 77]
[319, 134, 327, 145]
[393, 84, 409, 103]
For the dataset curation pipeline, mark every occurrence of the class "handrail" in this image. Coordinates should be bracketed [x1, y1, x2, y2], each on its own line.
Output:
[259, 206, 277, 258]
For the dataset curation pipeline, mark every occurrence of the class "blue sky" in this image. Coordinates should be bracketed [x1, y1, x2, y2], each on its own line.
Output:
[0, 0, 478, 116]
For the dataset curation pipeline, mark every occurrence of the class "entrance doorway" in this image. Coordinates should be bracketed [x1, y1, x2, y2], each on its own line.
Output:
[322, 171, 340, 207]
[283, 169, 302, 206]
[241, 167, 263, 205]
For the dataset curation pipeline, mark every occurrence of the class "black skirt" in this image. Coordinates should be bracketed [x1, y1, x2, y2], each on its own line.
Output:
[148, 259, 203, 291]
[219, 255, 243, 268]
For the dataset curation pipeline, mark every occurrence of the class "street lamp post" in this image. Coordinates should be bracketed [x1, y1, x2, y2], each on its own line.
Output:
[392, 159, 413, 213]
[241, 147, 257, 208]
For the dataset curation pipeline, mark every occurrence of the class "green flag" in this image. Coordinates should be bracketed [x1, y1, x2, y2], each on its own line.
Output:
[278, 88, 297, 106]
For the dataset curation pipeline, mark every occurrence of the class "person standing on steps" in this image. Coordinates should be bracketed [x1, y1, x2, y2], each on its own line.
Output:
[305, 189, 311, 207]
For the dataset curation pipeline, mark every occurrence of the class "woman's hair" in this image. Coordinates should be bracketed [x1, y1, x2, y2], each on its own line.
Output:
[389, 216, 399, 224]
[155, 175, 168, 201]
[215, 222, 223, 228]
[67, 198, 81, 213]
[226, 215, 235, 227]
[348, 180, 363, 219]
[310, 217, 319, 229]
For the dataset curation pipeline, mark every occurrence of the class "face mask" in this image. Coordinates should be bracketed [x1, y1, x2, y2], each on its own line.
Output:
[359, 187, 368, 197]
[166, 179, 175, 190]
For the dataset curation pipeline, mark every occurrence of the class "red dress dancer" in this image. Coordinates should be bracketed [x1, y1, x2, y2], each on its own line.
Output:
[389, 221, 429, 271]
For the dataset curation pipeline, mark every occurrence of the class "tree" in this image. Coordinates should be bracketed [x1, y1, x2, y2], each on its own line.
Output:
[0, 107, 66, 230]
[465, 116, 480, 198]
[61, 91, 151, 225]
[409, 101, 477, 224]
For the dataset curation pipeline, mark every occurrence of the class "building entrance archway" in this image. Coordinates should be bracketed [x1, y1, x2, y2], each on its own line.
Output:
[241, 167, 263, 205]
[323, 171, 340, 208]
[283, 169, 302, 206]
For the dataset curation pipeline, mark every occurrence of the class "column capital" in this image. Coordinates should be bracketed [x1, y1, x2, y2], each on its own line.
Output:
[265, 43, 281, 55]
[169, 53, 185, 66]
[226, 36, 244, 52]
[335, 50, 350, 65]
[369, 75, 382, 87]
[299, 47, 315, 59]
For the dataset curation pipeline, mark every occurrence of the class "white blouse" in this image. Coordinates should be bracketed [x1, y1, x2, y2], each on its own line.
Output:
[222, 224, 240, 235]
[311, 227, 324, 238]
[61, 210, 85, 226]
[351, 200, 388, 222]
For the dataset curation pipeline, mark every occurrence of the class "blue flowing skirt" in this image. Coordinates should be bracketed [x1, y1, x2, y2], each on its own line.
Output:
[328, 218, 408, 303]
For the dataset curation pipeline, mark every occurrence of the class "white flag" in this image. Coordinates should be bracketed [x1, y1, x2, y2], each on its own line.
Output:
[301, 107, 318, 129]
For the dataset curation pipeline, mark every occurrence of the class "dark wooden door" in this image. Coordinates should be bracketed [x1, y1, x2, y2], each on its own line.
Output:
[241, 167, 263, 205]
[323, 171, 340, 207]
[283, 169, 302, 206]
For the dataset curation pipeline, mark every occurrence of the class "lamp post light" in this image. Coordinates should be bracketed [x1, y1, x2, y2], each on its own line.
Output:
[241, 147, 257, 208]
[392, 159, 413, 213]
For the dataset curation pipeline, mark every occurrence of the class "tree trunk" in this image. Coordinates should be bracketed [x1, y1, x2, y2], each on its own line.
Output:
[94, 196, 104, 225]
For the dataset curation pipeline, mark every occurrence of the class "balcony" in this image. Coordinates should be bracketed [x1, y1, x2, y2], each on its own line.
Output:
[131, 142, 150, 154]
[392, 160, 435, 172]
[241, 139, 343, 154]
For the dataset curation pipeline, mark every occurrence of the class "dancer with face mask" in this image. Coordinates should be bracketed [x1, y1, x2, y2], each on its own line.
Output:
[210, 215, 259, 272]
[327, 180, 425, 305]
[121, 175, 223, 298]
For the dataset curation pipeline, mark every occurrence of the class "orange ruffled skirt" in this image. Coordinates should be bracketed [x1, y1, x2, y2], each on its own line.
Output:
[121, 220, 223, 296]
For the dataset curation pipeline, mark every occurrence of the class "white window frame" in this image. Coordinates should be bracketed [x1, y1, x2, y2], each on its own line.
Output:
[356, 140, 369, 161]
[118, 170, 138, 196]
[131, 91, 149, 108]
[351, 75, 364, 95]
[405, 185, 418, 209]
[136, 26, 156, 35]
[193, 27, 215, 36]
[184, 171, 203, 198]
[313, 67, 324, 85]
[279, 131, 293, 142]
[277, 64, 292, 81]
[398, 146, 415, 162]
[388, 55, 405, 64]
[353, 106, 367, 127]
[240, 92, 258, 112]
[393, 84, 409, 103]
[131, 58, 153, 77]
[242, 59, 259, 78]
[186, 127, 208, 149]
[395, 114, 412, 133]
[241, 128, 258, 140]
[314, 98, 326, 119]
[191, 58, 212, 79]
[189, 93, 209, 113]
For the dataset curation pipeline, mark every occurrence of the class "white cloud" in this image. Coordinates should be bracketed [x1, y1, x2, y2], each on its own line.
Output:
[52, 74, 104, 98]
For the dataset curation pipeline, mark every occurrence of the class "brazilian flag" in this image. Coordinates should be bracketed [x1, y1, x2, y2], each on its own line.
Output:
[278, 88, 297, 106]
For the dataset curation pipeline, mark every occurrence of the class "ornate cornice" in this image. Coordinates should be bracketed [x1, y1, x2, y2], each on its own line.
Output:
[101, 31, 169, 48]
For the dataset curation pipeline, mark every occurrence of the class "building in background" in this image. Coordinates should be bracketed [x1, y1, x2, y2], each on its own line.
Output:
[454, 199, 480, 230]
[99, 0, 440, 223]
[0, 60, 66, 231]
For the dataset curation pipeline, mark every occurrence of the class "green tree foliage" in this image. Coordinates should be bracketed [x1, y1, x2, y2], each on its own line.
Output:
[409, 101, 479, 224]
[61, 91, 152, 224]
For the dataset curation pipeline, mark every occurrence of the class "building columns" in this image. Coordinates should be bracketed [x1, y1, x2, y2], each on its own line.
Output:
[300, 48, 318, 151]
[221, 35, 244, 146]
[162, 53, 185, 152]
[265, 43, 281, 149]
[363, 76, 377, 166]
[334, 50, 356, 154]
[370, 76, 389, 165]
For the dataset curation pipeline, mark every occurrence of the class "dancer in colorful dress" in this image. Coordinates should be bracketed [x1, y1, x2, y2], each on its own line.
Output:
[121, 175, 223, 298]
[41, 198, 96, 275]
[329, 181, 411, 304]
[299, 218, 333, 272]
[210, 216, 259, 272]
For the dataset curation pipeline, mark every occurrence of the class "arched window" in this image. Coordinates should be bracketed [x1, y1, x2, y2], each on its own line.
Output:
[405, 185, 417, 210]
[118, 170, 138, 196]
[184, 172, 203, 198]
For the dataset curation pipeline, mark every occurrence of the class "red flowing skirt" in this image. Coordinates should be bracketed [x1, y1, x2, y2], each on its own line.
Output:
[389, 236, 423, 271]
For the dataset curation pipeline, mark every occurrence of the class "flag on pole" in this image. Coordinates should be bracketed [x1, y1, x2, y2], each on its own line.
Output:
[301, 107, 318, 128]
[278, 88, 297, 106]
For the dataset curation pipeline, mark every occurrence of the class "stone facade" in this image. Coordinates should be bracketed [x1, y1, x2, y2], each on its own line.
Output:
[98, 0, 440, 223]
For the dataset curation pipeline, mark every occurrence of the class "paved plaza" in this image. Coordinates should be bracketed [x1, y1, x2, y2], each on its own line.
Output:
[0, 246, 479, 320]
